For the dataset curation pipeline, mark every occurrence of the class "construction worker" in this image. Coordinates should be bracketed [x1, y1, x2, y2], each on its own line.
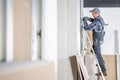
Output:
[82, 8, 107, 76]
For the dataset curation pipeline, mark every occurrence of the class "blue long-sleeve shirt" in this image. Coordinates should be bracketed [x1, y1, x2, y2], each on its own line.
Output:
[83, 16, 105, 45]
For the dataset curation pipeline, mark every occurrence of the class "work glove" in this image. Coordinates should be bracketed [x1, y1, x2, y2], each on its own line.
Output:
[82, 17, 89, 21]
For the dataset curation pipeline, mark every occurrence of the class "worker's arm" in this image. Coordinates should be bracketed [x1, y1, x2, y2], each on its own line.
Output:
[82, 17, 94, 22]
[83, 20, 101, 30]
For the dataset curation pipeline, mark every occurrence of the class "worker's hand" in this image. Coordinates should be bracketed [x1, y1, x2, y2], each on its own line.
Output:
[82, 17, 89, 21]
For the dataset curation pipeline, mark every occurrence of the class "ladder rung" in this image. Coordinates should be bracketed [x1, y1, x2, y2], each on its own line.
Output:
[84, 48, 91, 50]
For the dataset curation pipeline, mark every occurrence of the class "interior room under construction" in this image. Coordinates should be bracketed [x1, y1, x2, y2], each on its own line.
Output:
[0, 0, 120, 80]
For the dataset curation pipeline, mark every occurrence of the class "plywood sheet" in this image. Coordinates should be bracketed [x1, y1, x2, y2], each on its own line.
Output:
[99, 55, 117, 80]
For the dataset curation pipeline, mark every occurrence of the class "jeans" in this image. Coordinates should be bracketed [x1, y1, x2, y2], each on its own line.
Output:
[93, 44, 106, 73]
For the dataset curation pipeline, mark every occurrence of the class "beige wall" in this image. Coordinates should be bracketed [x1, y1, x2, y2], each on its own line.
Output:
[83, 55, 118, 80]
[0, 61, 55, 80]
[98, 55, 117, 80]
[103, 55, 117, 80]
[14, 0, 31, 61]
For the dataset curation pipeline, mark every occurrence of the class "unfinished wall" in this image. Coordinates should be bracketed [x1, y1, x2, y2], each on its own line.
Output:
[85, 55, 118, 80]
[42, 0, 80, 80]
[98, 55, 117, 80]
[0, 61, 55, 80]
[103, 55, 117, 80]
[57, 0, 80, 80]
[14, 0, 31, 60]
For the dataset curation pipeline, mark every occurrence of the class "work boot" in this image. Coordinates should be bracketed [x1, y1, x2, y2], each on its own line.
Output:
[95, 71, 107, 76]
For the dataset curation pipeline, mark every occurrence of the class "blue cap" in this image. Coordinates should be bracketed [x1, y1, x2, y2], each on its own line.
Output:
[89, 8, 100, 14]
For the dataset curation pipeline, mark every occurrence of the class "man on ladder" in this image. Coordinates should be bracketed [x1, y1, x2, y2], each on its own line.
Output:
[82, 8, 107, 76]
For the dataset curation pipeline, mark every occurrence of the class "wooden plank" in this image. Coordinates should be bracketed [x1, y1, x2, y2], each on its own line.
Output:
[76, 55, 89, 80]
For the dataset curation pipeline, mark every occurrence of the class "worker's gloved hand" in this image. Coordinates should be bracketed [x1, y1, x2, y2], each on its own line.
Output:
[82, 17, 89, 21]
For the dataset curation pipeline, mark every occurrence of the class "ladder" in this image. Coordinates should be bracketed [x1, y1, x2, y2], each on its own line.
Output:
[86, 31, 106, 80]
[77, 30, 106, 80]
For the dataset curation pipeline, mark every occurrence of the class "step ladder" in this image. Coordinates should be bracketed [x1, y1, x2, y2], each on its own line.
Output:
[76, 31, 106, 80]
[85, 31, 105, 80]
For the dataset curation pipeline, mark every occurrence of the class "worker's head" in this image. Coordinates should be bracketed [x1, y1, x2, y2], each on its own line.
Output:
[89, 8, 100, 18]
